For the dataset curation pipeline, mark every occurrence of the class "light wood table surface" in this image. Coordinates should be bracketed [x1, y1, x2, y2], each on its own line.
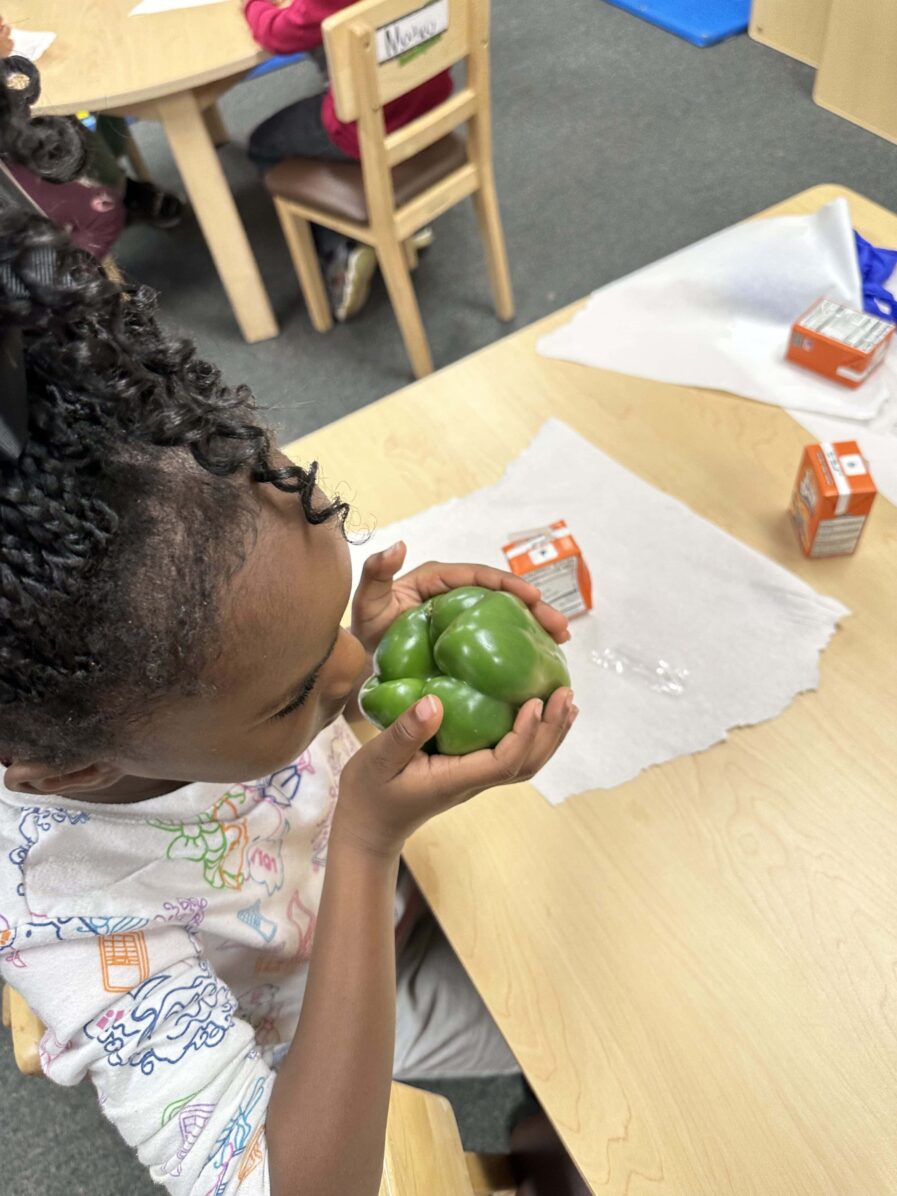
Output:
[15, 0, 277, 343]
[287, 186, 897, 1195]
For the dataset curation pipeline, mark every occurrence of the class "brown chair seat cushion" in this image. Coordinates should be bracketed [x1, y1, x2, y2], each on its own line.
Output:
[264, 133, 468, 226]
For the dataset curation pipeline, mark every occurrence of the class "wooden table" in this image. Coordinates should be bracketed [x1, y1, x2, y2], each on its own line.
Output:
[16, 0, 277, 343]
[287, 186, 897, 1195]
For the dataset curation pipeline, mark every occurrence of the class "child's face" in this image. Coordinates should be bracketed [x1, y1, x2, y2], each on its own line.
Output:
[118, 475, 366, 784]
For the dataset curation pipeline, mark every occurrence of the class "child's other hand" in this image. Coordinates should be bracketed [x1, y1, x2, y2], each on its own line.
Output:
[350, 541, 571, 656]
[333, 686, 576, 859]
[0, 20, 14, 58]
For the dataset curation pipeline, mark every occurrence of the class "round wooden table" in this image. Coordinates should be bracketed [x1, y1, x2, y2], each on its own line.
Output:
[14, 0, 278, 343]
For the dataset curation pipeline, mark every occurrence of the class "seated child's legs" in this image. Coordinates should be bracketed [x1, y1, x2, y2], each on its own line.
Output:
[395, 912, 519, 1080]
[248, 93, 379, 322]
[248, 93, 350, 172]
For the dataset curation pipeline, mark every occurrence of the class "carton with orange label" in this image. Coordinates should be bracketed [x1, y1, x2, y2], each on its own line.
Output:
[502, 520, 593, 618]
[789, 441, 877, 558]
[786, 299, 894, 388]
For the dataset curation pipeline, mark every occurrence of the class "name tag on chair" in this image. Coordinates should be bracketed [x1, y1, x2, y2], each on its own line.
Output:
[376, 0, 449, 64]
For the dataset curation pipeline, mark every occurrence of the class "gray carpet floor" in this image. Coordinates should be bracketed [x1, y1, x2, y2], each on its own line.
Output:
[4, 3, 897, 1192]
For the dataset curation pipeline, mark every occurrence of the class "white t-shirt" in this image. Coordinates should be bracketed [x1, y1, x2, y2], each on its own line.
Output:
[0, 717, 359, 1194]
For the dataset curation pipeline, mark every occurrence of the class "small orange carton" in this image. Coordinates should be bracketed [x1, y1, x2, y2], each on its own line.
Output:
[789, 441, 877, 558]
[786, 298, 894, 389]
[502, 520, 593, 618]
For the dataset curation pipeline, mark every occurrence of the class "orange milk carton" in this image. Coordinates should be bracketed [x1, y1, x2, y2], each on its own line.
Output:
[502, 520, 593, 618]
[786, 299, 894, 388]
[789, 441, 877, 557]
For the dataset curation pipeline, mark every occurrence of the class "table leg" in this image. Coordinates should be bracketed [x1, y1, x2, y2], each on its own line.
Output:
[155, 89, 277, 344]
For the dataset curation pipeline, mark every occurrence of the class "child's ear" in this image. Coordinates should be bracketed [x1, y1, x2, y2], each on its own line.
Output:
[3, 760, 125, 797]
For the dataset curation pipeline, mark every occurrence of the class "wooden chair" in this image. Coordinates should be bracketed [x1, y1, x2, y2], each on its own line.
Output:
[381, 1082, 516, 1195]
[3, 981, 516, 1193]
[1, 983, 44, 1076]
[265, 0, 514, 378]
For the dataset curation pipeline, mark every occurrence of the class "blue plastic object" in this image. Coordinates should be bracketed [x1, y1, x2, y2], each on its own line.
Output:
[855, 231, 897, 324]
[245, 52, 306, 81]
[603, 0, 750, 47]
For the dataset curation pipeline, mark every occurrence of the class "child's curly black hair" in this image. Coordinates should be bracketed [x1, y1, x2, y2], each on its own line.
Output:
[0, 62, 348, 769]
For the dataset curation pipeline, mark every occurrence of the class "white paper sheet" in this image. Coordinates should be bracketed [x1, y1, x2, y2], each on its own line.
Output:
[352, 420, 848, 804]
[10, 29, 56, 61]
[538, 199, 891, 422]
[130, 0, 228, 14]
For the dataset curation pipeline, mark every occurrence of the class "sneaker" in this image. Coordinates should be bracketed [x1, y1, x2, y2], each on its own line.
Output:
[123, 179, 185, 230]
[326, 240, 378, 323]
[411, 225, 434, 252]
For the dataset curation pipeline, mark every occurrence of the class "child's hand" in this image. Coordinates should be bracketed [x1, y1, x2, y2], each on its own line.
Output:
[332, 686, 576, 859]
[0, 20, 14, 58]
[351, 541, 571, 657]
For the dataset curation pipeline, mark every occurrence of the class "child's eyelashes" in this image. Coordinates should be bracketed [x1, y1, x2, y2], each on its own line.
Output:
[273, 670, 320, 721]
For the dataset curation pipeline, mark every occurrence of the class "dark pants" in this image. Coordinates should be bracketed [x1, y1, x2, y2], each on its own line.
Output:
[248, 93, 351, 259]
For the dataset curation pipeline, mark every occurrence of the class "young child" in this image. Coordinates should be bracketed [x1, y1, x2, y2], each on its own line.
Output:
[0, 75, 576, 1196]
[0, 39, 182, 260]
[242, 0, 452, 322]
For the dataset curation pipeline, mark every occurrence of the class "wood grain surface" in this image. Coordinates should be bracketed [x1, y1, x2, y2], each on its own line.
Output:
[13, 0, 265, 115]
[287, 186, 897, 1195]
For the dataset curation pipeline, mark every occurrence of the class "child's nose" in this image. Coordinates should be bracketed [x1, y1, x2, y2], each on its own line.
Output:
[325, 629, 367, 700]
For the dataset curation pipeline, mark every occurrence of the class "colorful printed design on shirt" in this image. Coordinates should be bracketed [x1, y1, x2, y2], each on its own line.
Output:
[311, 718, 357, 871]
[202, 1074, 268, 1195]
[237, 1123, 266, 1182]
[4, 914, 149, 957]
[0, 912, 23, 965]
[7, 806, 91, 895]
[245, 800, 289, 897]
[154, 898, 209, 934]
[254, 890, 316, 976]
[98, 931, 151, 993]
[38, 1028, 71, 1076]
[261, 753, 316, 808]
[151, 786, 294, 894]
[160, 1091, 217, 1179]
[236, 900, 277, 944]
[85, 960, 236, 1074]
[150, 810, 248, 892]
[236, 984, 282, 1046]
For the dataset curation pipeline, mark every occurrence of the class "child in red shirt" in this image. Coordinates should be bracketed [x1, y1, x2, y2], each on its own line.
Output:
[243, 0, 452, 320]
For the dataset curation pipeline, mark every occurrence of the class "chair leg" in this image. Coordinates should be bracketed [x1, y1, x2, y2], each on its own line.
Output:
[202, 102, 230, 148]
[275, 202, 333, 333]
[472, 173, 514, 322]
[403, 237, 419, 270]
[377, 236, 433, 378]
[466, 1151, 517, 1195]
[123, 127, 152, 183]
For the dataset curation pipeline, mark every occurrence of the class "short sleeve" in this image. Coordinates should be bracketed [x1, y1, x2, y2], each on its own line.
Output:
[1, 923, 273, 1194]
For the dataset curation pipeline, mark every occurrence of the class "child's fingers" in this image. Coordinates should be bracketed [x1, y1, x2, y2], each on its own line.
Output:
[528, 599, 571, 643]
[364, 694, 442, 781]
[401, 561, 542, 605]
[359, 540, 406, 586]
[421, 690, 574, 800]
[398, 563, 571, 644]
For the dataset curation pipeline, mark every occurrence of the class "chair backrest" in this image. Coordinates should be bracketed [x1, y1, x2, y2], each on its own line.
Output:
[322, 0, 493, 231]
[325, 0, 475, 124]
[380, 1081, 476, 1195]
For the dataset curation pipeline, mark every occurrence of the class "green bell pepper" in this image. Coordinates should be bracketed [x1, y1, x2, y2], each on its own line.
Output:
[360, 585, 570, 755]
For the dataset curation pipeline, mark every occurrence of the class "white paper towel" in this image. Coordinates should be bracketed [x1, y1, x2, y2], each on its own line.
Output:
[537, 199, 893, 422]
[352, 421, 849, 803]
